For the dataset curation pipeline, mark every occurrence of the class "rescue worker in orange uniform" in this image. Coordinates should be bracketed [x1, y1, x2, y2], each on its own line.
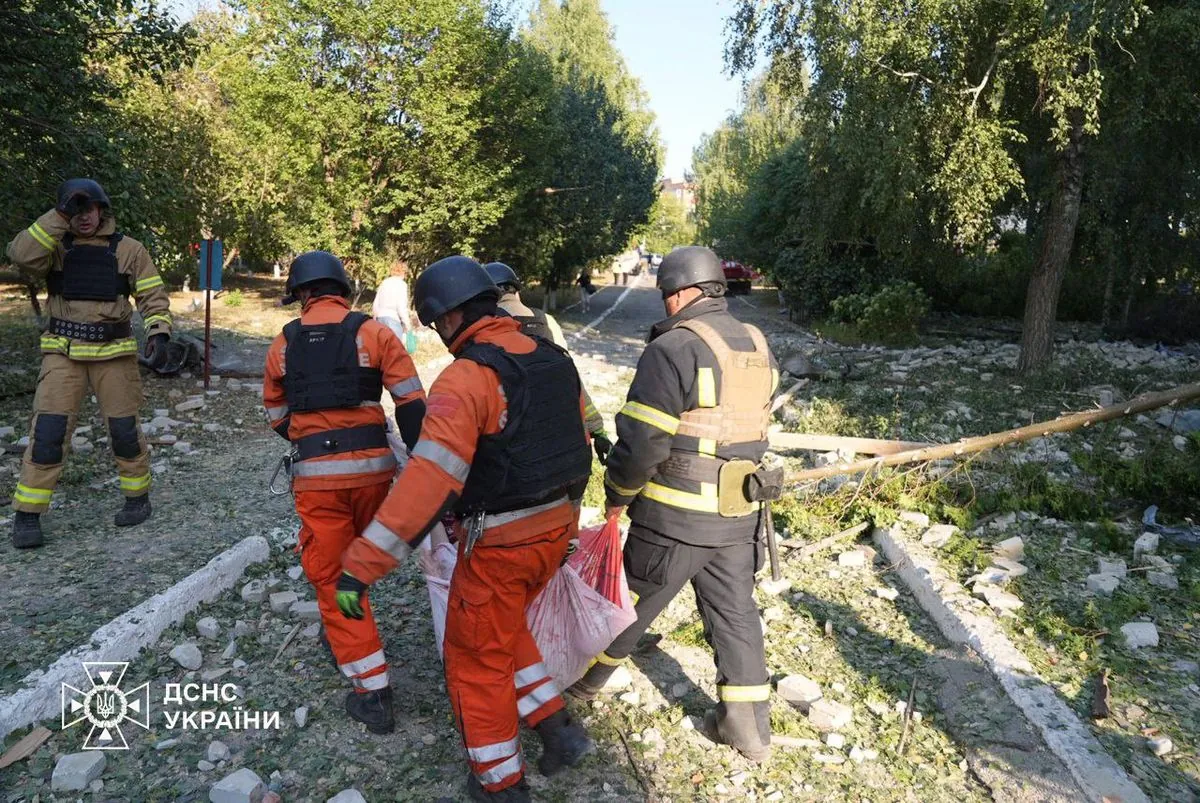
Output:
[263, 251, 426, 733]
[339, 256, 594, 802]
[8, 178, 173, 548]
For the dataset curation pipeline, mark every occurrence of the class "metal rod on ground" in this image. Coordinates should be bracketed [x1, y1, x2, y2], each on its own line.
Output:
[203, 242, 213, 391]
[784, 521, 872, 562]
[785, 382, 1200, 485]
[617, 723, 654, 801]
[272, 623, 301, 664]
[897, 675, 918, 755]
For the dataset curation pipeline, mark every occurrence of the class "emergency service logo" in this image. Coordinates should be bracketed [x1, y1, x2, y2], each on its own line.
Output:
[61, 662, 151, 750]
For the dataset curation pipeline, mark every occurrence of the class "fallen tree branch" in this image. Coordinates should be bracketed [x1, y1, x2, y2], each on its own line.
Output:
[770, 430, 934, 456]
[769, 378, 809, 414]
[786, 382, 1200, 485]
[784, 521, 872, 562]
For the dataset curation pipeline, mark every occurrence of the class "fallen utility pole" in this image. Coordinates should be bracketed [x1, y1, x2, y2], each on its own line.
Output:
[785, 382, 1200, 485]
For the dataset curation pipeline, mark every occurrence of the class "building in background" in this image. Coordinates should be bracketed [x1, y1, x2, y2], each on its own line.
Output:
[658, 177, 697, 216]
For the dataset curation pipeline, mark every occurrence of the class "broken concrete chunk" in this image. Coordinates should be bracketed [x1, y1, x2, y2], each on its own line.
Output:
[209, 767, 265, 803]
[207, 740, 231, 762]
[326, 792, 368, 803]
[240, 581, 267, 604]
[993, 536, 1025, 561]
[989, 557, 1028, 577]
[824, 733, 846, 749]
[758, 577, 792, 596]
[848, 746, 879, 763]
[1133, 531, 1159, 558]
[170, 642, 203, 670]
[1086, 574, 1120, 596]
[198, 760, 216, 771]
[898, 510, 931, 529]
[1147, 736, 1173, 757]
[920, 524, 959, 548]
[602, 665, 633, 691]
[968, 567, 1011, 587]
[777, 674, 823, 713]
[286, 565, 304, 581]
[268, 591, 298, 613]
[197, 617, 221, 639]
[175, 398, 205, 412]
[1170, 660, 1199, 675]
[837, 550, 866, 568]
[294, 706, 309, 728]
[807, 699, 852, 732]
[289, 600, 321, 621]
[874, 587, 899, 602]
[1120, 622, 1159, 649]
[978, 585, 1023, 612]
[51, 752, 106, 791]
[1097, 558, 1127, 578]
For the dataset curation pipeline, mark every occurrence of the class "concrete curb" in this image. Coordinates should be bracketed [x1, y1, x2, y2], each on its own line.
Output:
[873, 525, 1149, 803]
[0, 535, 270, 741]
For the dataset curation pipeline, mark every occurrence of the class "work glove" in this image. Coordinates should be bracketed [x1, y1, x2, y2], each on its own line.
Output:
[336, 572, 369, 620]
[144, 333, 170, 370]
[592, 432, 613, 465]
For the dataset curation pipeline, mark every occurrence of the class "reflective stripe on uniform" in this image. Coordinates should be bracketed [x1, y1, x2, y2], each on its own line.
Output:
[467, 737, 519, 764]
[27, 222, 55, 250]
[290, 453, 396, 477]
[771, 368, 780, 393]
[717, 684, 771, 702]
[14, 484, 53, 506]
[604, 473, 643, 498]
[514, 662, 549, 689]
[119, 473, 151, 493]
[39, 334, 69, 353]
[143, 312, 171, 328]
[618, 401, 680, 435]
[584, 402, 599, 419]
[476, 753, 523, 786]
[135, 275, 164, 294]
[265, 405, 289, 422]
[352, 671, 390, 691]
[339, 649, 385, 677]
[698, 438, 716, 456]
[56, 339, 139, 359]
[387, 377, 422, 398]
[641, 481, 721, 513]
[516, 680, 559, 718]
[482, 496, 568, 530]
[697, 367, 717, 407]
[362, 519, 413, 562]
[593, 652, 624, 667]
[412, 439, 470, 482]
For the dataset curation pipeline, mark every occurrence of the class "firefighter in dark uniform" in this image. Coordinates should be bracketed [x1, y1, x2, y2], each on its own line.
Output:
[567, 246, 780, 763]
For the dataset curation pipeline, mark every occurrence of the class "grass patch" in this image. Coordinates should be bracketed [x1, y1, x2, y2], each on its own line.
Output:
[222, 288, 244, 307]
[668, 619, 707, 648]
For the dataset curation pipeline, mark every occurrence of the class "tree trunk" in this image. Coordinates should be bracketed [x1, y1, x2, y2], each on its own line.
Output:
[1017, 111, 1086, 373]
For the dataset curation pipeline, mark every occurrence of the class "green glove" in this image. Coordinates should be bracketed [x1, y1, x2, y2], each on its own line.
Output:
[336, 572, 368, 620]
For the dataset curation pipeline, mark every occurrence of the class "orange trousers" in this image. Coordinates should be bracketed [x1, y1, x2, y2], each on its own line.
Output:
[444, 521, 574, 792]
[296, 482, 391, 692]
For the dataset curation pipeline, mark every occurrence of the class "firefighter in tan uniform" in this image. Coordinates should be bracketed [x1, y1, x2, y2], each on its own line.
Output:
[8, 179, 173, 548]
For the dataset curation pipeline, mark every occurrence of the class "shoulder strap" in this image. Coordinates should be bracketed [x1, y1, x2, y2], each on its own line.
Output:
[676, 318, 734, 365]
[63, 233, 74, 250]
[341, 311, 370, 336]
[744, 323, 769, 355]
[282, 319, 301, 345]
[108, 232, 123, 255]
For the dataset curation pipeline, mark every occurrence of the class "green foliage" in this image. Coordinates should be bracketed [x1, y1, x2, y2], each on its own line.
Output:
[857, 282, 931, 342]
[978, 463, 1103, 521]
[222, 289, 244, 308]
[641, 194, 697, 255]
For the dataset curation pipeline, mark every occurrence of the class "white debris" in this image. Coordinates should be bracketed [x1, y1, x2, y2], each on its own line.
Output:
[287, 566, 304, 581]
[993, 536, 1025, 561]
[1174, 435, 1189, 452]
[1147, 737, 1173, 757]
[758, 577, 792, 596]
[849, 746, 879, 763]
[898, 510, 930, 529]
[289, 600, 321, 621]
[602, 665, 633, 691]
[642, 727, 663, 747]
[1146, 571, 1179, 590]
[240, 580, 267, 604]
[302, 623, 321, 638]
[874, 587, 899, 602]
[990, 512, 1017, 530]
[728, 770, 748, 787]
[222, 639, 237, 660]
[807, 699, 853, 732]
[198, 760, 216, 771]
[978, 585, 1024, 612]
[920, 524, 959, 548]
[234, 620, 255, 636]
[157, 433, 178, 445]
[207, 740, 231, 762]
[268, 591, 298, 613]
[618, 691, 640, 706]
[170, 642, 203, 670]
[326, 792, 369, 803]
[813, 753, 846, 764]
[203, 423, 223, 433]
[1097, 558, 1127, 578]
[824, 733, 846, 749]
[0, 426, 15, 438]
[155, 738, 181, 750]
[1134, 531, 1159, 558]
[173, 441, 194, 454]
[197, 617, 221, 639]
[967, 567, 1012, 587]
[51, 752, 106, 791]
[208, 767, 265, 803]
[175, 398, 205, 412]
[1120, 622, 1160, 649]
[1086, 574, 1120, 596]
[837, 550, 867, 568]
[294, 706, 309, 728]
[777, 674, 823, 713]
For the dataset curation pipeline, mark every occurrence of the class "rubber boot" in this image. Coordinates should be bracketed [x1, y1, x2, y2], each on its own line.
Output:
[12, 511, 44, 549]
[467, 774, 531, 803]
[114, 494, 151, 527]
[344, 686, 394, 734]
[535, 709, 594, 777]
[564, 661, 618, 701]
[704, 703, 771, 763]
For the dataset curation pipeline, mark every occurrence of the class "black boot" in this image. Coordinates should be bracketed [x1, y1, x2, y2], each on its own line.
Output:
[12, 511, 44, 549]
[565, 661, 618, 701]
[114, 495, 151, 527]
[344, 686, 394, 734]
[466, 774, 530, 803]
[535, 709, 594, 777]
[704, 703, 771, 763]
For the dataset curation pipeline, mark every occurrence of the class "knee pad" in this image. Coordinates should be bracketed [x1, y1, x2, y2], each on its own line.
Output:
[108, 416, 142, 459]
[31, 413, 68, 464]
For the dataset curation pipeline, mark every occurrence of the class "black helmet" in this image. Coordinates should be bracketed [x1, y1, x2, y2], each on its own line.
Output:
[283, 250, 351, 305]
[56, 178, 111, 216]
[657, 246, 725, 295]
[414, 256, 500, 326]
[483, 262, 522, 291]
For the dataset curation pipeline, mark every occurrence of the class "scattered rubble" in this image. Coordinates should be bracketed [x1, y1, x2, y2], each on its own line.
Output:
[209, 767, 265, 803]
[207, 740, 231, 762]
[51, 752, 106, 792]
[777, 674, 823, 713]
[268, 591, 298, 613]
[993, 536, 1025, 561]
[1147, 571, 1179, 590]
[326, 791, 368, 803]
[1147, 736, 1174, 757]
[837, 550, 866, 568]
[920, 524, 959, 548]
[1120, 622, 1160, 649]
[170, 642, 203, 670]
[197, 617, 221, 639]
[289, 600, 321, 621]
[294, 706, 309, 728]
[874, 586, 899, 601]
[1086, 574, 1120, 596]
[241, 580, 267, 604]
[1097, 558, 1127, 578]
[1133, 532, 1159, 558]
[807, 699, 852, 732]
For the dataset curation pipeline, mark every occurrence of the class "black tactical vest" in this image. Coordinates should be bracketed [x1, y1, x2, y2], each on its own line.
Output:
[456, 337, 592, 514]
[47, 233, 131, 301]
[512, 308, 552, 342]
[282, 312, 383, 411]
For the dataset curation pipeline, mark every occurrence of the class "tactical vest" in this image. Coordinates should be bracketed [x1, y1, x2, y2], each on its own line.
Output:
[456, 338, 592, 514]
[512, 309, 552, 342]
[673, 319, 773, 446]
[46, 233, 131, 301]
[282, 312, 383, 412]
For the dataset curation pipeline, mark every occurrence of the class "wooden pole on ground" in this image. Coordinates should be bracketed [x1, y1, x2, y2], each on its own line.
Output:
[785, 382, 1200, 485]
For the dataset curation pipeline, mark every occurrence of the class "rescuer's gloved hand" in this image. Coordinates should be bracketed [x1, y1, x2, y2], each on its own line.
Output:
[145, 333, 170, 370]
[336, 572, 369, 620]
[592, 432, 613, 465]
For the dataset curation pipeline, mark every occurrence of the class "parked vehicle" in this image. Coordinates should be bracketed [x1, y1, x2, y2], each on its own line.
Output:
[721, 260, 759, 295]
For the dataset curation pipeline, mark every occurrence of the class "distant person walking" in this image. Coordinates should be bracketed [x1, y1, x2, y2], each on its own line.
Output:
[372, 261, 412, 341]
[576, 269, 596, 312]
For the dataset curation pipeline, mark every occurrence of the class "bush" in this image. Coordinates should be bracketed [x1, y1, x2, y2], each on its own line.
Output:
[827, 282, 931, 343]
[223, 289, 244, 308]
[828, 293, 869, 324]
